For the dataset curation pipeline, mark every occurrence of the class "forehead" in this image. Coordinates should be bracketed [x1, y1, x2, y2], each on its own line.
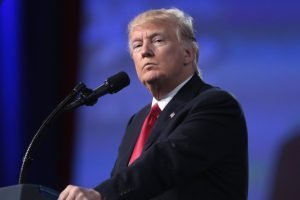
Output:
[129, 22, 177, 41]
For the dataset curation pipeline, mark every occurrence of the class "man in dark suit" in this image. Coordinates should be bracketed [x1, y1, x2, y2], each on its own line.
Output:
[59, 8, 248, 200]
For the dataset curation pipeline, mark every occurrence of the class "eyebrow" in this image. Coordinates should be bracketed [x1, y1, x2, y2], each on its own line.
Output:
[131, 32, 165, 43]
[147, 32, 164, 39]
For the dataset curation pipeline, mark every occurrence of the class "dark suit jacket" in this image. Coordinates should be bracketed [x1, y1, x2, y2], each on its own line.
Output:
[96, 74, 248, 200]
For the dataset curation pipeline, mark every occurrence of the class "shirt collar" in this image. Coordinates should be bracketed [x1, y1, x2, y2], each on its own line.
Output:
[152, 75, 193, 111]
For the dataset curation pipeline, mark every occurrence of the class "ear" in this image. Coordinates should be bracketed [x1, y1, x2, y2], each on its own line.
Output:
[183, 45, 195, 65]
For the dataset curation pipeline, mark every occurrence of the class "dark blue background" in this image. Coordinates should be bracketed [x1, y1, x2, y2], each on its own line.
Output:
[1, 1, 300, 199]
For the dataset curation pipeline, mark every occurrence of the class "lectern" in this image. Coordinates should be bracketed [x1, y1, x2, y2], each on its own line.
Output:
[0, 184, 59, 200]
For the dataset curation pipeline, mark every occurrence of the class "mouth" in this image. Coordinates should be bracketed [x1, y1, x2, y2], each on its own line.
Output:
[143, 63, 157, 71]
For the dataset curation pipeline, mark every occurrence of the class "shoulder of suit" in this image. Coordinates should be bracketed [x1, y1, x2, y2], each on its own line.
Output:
[193, 86, 241, 107]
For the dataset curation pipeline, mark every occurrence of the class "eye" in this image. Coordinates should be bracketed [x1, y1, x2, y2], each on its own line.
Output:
[152, 36, 165, 45]
[132, 42, 142, 50]
[154, 38, 163, 43]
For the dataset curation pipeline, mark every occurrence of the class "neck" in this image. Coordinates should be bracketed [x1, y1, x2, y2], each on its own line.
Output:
[147, 71, 194, 100]
[147, 84, 166, 100]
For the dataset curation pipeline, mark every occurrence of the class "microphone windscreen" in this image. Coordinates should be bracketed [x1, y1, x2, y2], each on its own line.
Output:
[107, 71, 130, 93]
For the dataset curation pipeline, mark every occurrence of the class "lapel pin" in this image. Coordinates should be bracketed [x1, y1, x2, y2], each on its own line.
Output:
[170, 112, 175, 118]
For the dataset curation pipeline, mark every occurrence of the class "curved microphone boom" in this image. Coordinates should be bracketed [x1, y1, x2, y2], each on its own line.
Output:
[19, 71, 130, 183]
[65, 71, 130, 111]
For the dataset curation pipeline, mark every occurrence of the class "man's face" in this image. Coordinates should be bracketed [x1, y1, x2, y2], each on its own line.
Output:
[129, 22, 190, 90]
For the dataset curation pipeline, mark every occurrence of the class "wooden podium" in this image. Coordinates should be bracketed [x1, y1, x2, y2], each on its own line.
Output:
[0, 184, 59, 200]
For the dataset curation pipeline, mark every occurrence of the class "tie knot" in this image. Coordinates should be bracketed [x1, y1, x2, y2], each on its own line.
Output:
[149, 103, 161, 119]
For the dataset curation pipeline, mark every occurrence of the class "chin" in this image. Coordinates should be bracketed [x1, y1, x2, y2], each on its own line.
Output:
[142, 73, 163, 85]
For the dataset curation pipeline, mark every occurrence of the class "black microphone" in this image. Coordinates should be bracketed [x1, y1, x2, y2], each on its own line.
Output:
[65, 71, 130, 110]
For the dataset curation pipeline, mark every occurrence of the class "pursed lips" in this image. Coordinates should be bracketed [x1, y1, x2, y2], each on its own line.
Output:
[142, 62, 157, 70]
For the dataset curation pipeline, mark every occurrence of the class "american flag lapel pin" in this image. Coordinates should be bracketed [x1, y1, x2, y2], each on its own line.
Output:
[170, 112, 175, 118]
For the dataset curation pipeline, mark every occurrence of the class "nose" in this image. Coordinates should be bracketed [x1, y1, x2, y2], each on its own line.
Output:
[141, 42, 154, 58]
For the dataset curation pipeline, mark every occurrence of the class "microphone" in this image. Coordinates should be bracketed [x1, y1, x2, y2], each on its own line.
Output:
[65, 71, 130, 110]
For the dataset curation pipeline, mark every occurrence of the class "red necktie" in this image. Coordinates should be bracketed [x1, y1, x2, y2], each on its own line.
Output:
[129, 104, 161, 165]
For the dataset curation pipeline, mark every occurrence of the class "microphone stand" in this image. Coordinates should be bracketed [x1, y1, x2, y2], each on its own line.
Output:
[18, 82, 87, 184]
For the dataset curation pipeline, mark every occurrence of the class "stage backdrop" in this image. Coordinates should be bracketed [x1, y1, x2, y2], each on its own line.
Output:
[0, 0, 80, 191]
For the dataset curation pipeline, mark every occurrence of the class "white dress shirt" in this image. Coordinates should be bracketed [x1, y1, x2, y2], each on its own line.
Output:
[152, 75, 193, 111]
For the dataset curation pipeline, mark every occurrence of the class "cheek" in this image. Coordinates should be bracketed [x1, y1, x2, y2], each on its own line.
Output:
[159, 46, 178, 61]
[159, 50, 179, 67]
[132, 56, 141, 69]
[133, 60, 143, 79]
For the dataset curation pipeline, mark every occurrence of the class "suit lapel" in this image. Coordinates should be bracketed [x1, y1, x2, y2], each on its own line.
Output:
[144, 74, 211, 150]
